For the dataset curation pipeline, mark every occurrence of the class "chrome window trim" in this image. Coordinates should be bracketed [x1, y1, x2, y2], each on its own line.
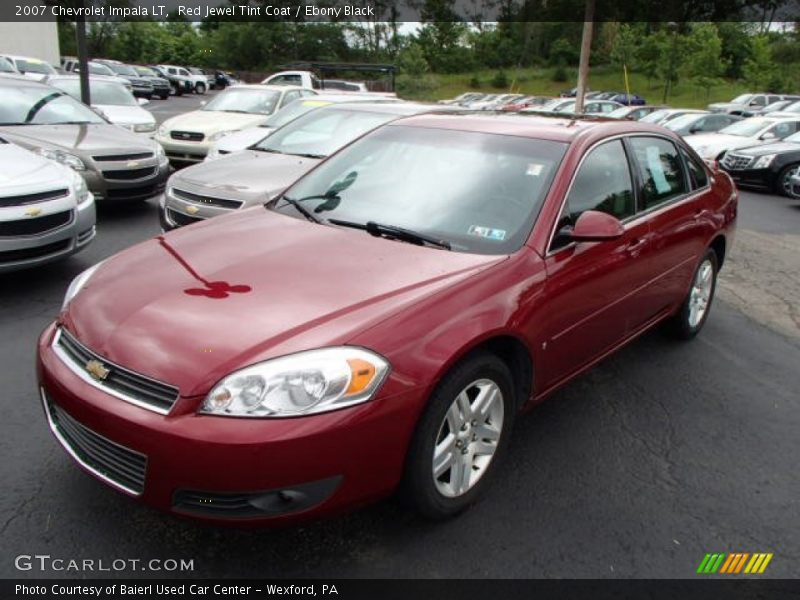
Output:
[40, 387, 145, 497]
[545, 132, 711, 257]
[51, 328, 176, 416]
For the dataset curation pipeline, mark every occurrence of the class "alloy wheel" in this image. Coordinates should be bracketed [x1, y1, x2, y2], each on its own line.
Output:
[432, 378, 504, 498]
[781, 165, 800, 198]
[688, 259, 714, 328]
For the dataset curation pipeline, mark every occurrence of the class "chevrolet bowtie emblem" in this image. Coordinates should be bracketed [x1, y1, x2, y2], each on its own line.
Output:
[85, 359, 110, 381]
[126, 160, 140, 168]
[186, 205, 200, 215]
[25, 207, 42, 217]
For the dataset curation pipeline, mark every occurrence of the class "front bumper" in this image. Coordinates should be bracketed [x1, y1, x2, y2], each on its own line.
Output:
[0, 195, 96, 273]
[131, 84, 154, 97]
[154, 135, 210, 163]
[719, 166, 775, 191]
[37, 323, 421, 524]
[81, 160, 169, 202]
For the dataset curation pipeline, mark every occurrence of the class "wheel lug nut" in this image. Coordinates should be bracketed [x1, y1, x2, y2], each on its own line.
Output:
[471, 419, 477, 426]
[455, 440, 463, 448]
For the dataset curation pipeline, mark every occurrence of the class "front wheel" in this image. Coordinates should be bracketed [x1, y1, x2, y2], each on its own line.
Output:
[195, 82, 206, 94]
[400, 352, 515, 519]
[777, 164, 800, 199]
[665, 249, 718, 340]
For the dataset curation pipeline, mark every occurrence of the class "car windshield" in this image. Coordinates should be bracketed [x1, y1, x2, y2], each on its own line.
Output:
[109, 64, 138, 77]
[782, 131, 800, 143]
[719, 119, 773, 137]
[270, 125, 567, 255]
[202, 88, 281, 115]
[51, 79, 137, 106]
[730, 94, 753, 104]
[254, 107, 401, 157]
[262, 99, 334, 129]
[0, 86, 106, 125]
[664, 114, 700, 131]
[779, 101, 800, 113]
[640, 109, 670, 123]
[607, 107, 633, 118]
[0, 57, 16, 73]
[135, 66, 157, 77]
[88, 63, 114, 76]
[17, 59, 56, 75]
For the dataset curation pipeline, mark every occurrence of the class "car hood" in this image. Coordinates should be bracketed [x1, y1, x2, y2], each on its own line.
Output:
[708, 102, 740, 111]
[94, 104, 155, 126]
[0, 123, 156, 155]
[177, 150, 317, 204]
[63, 208, 505, 396]
[0, 143, 72, 193]
[733, 141, 800, 157]
[684, 133, 756, 158]
[214, 127, 274, 154]
[163, 110, 268, 134]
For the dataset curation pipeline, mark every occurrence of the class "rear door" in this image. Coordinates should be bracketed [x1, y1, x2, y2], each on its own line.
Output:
[625, 136, 711, 316]
[539, 138, 654, 387]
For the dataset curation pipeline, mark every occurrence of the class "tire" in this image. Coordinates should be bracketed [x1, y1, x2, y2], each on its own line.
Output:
[776, 164, 800, 199]
[664, 248, 718, 340]
[400, 351, 516, 519]
[195, 82, 206, 94]
[169, 82, 179, 96]
[159, 92, 169, 100]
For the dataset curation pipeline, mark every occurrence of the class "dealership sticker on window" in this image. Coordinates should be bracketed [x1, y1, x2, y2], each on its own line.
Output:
[469, 225, 506, 241]
[646, 146, 671, 194]
[526, 163, 544, 176]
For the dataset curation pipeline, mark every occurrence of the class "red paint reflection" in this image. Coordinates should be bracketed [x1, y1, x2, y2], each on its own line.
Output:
[158, 236, 252, 299]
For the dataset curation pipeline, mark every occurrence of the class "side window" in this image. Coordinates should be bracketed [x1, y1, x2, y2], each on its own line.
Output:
[168, 68, 176, 75]
[768, 121, 798, 139]
[680, 148, 709, 190]
[552, 140, 635, 249]
[629, 137, 689, 210]
[752, 96, 767, 107]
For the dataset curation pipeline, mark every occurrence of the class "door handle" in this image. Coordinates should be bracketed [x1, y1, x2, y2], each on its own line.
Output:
[626, 237, 647, 254]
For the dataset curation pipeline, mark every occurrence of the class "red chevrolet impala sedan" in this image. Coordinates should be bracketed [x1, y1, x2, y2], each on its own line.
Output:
[37, 114, 737, 524]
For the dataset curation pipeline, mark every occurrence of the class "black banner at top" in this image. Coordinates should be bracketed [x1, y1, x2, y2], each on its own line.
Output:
[3, 0, 800, 22]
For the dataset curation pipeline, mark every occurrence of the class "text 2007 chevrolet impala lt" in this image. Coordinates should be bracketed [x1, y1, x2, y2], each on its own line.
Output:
[37, 114, 737, 524]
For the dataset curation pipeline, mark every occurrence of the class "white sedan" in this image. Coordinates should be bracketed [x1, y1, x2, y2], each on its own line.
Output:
[154, 85, 315, 163]
[685, 116, 800, 160]
[46, 76, 157, 136]
[0, 140, 96, 272]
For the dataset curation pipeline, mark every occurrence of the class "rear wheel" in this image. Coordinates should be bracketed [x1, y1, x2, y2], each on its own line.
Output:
[665, 248, 718, 340]
[777, 164, 800, 198]
[400, 352, 515, 519]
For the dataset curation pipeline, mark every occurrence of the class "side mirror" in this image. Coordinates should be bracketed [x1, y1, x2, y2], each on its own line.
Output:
[137, 97, 149, 106]
[570, 210, 625, 242]
[760, 132, 777, 141]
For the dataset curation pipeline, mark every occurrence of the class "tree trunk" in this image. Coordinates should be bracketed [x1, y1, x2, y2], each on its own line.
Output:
[575, 0, 595, 114]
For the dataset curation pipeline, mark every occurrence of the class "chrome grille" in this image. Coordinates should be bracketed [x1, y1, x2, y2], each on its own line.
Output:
[721, 153, 753, 171]
[172, 188, 243, 210]
[43, 393, 147, 496]
[0, 188, 69, 208]
[54, 328, 179, 415]
[171, 130, 204, 142]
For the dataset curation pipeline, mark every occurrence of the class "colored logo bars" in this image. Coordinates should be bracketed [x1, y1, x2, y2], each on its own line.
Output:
[697, 553, 773, 574]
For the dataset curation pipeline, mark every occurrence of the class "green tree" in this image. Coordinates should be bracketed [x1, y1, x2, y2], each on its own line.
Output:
[743, 35, 780, 91]
[684, 23, 728, 101]
[609, 24, 639, 72]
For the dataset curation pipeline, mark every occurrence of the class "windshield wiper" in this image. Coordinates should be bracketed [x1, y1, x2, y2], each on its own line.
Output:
[288, 152, 326, 159]
[328, 219, 451, 250]
[281, 196, 321, 223]
[252, 147, 284, 154]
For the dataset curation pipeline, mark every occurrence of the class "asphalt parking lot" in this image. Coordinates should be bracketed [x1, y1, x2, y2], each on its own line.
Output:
[0, 108, 798, 578]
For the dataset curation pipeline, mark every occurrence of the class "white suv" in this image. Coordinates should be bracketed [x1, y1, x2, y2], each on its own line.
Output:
[158, 65, 207, 94]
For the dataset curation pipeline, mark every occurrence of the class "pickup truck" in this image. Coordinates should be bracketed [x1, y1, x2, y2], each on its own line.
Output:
[260, 70, 394, 96]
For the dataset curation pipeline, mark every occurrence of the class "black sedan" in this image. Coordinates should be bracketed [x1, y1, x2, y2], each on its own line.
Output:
[719, 132, 800, 197]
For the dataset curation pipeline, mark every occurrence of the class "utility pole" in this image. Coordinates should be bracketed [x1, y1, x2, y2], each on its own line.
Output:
[76, 15, 91, 105]
[574, 0, 595, 114]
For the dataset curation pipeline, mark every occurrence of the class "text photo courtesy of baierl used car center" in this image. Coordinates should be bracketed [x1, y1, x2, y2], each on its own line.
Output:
[0, 0, 798, 597]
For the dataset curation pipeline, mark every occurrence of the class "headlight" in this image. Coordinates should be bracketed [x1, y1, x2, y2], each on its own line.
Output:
[36, 148, 85, 171]
[752, 154, 776, 169]
[201, 347, 390, 418]
[157, 125, 167, 138]
[134, 122, 156, 133]
[205, 146, 220, 161]
[208, 130, 235, 142]
[71, 172, 90, 205]
[62, 262, 103, 310]
[155, 143, 167, 164]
